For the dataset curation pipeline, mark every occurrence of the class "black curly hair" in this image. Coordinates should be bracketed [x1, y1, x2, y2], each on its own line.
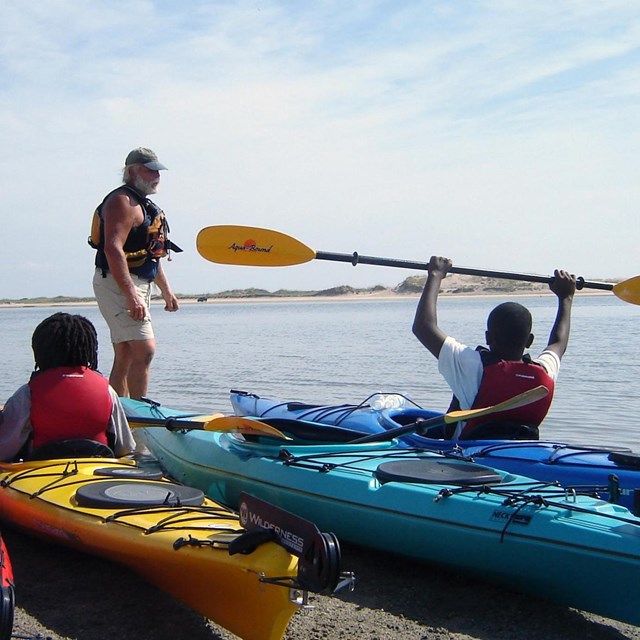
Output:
[31, 312, 99, 372]
[487, 302, 533, 350]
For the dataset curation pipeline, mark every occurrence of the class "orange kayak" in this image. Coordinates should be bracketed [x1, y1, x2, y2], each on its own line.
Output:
[0, 457, 349, 640]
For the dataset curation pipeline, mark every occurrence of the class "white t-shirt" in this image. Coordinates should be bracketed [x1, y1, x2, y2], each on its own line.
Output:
[438, 336, 561, 438]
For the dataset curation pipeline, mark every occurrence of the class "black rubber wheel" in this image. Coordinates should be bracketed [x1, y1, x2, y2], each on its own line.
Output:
[0, 586, 14, 640]
[319, 531, 342, 593]
[297, 531, 342, 594]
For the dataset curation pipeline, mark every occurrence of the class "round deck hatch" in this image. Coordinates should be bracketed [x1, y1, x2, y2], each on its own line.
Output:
[75, 480, 205, 508]
[375, 459, 502, 485]
[93, 467, 164, 480]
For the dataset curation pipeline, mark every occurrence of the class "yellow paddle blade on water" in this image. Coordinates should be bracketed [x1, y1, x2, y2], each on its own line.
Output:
[197, 225, 316, 267]
[128, 413, 291, 439]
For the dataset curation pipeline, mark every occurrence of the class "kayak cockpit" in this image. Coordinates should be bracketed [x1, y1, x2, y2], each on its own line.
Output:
[238, 418, 372, 445]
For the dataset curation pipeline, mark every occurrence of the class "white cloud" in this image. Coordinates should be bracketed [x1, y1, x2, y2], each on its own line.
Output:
[1, 1, 639, 298]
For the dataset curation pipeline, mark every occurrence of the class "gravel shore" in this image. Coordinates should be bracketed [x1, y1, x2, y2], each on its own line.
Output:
[5, 527, 640, 640]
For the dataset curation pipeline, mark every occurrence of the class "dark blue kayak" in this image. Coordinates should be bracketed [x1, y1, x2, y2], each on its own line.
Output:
[230, 389, 640, 514]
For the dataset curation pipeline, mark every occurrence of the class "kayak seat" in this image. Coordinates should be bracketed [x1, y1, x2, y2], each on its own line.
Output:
[608, 451, 640, 468]
[374, 459, 503, 486]
[255, 419, 369, 443]
[286, 402, 323, 411]
[28, 439, 115, 461]
[459, 421, 539, 441]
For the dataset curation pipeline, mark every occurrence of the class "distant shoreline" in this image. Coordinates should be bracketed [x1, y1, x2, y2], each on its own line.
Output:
[1, 272, 617, 309]
[0, 289, 609, 309]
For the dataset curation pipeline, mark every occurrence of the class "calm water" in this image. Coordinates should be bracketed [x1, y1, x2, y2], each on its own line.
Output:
[2, 294, 640, 448]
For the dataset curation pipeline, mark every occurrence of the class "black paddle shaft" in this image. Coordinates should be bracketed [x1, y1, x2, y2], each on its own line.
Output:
[314, 251, 612, 292]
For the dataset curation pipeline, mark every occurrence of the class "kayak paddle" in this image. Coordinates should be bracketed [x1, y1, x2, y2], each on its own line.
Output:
[128, 414, 291, 440]
[351, 385, 549, 444]
[206, 415, 292, 439]
[196, 225, 640, 305]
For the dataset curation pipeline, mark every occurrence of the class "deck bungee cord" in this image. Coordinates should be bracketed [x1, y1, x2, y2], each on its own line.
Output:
[276, 446, 639, 530]
[0, 457, 355, 640]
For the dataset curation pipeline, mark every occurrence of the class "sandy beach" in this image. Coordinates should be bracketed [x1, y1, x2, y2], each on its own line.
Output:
[0, 287, 585, 310]
[1, 268, 614, 310]
[4, 524, 640, 640]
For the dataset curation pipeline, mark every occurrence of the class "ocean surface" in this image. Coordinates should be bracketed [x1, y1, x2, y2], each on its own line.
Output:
[2, 293, 639, 449]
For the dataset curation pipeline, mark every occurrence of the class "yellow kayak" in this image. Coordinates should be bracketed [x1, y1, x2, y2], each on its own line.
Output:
[0, 457, 347, 640]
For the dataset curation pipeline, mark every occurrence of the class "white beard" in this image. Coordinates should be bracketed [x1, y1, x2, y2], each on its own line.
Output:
[133, 174, 159, 195]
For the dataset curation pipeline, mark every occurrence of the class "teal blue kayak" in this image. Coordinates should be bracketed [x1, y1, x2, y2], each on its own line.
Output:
[131, 409, 640, 627]
[229, 389, 640, 514]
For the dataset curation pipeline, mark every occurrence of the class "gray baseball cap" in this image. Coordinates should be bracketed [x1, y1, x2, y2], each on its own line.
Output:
[125, 147, 168, 170]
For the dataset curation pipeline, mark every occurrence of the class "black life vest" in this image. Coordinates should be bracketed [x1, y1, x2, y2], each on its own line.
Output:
[89, 185, 181, 280]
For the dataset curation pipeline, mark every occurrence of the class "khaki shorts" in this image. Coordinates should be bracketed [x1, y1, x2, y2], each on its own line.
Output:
[93, 269, 155, 344]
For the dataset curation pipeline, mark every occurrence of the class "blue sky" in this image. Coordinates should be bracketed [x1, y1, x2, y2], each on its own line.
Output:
[1, 1, 639, 298]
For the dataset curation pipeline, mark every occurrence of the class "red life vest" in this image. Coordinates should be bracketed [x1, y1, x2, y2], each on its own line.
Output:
[29, 366, 112, 449]
[458, 350, 555, 439]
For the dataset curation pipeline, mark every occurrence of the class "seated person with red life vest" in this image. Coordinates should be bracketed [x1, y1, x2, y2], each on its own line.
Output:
[412, 256, 577, 440]
[0, 313, 136, 461]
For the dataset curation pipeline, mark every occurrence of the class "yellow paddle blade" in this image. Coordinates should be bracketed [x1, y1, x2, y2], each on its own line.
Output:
[197, 225, 316, 267]
[443, 385, 549, 425]
[204, 416, 292, 440]
[127, 413, 224, 429]
[612, 276, 640, 306]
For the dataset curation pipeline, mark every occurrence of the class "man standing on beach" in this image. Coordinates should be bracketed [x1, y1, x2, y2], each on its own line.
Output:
[412, 256, 576, 439]
[90, 147, 181, 399]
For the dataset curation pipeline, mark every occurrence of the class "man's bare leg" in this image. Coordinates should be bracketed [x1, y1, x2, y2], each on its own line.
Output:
[110, 339, 156, 398]
[110, 342, 132, 397]
[126, 338, 156, 399]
